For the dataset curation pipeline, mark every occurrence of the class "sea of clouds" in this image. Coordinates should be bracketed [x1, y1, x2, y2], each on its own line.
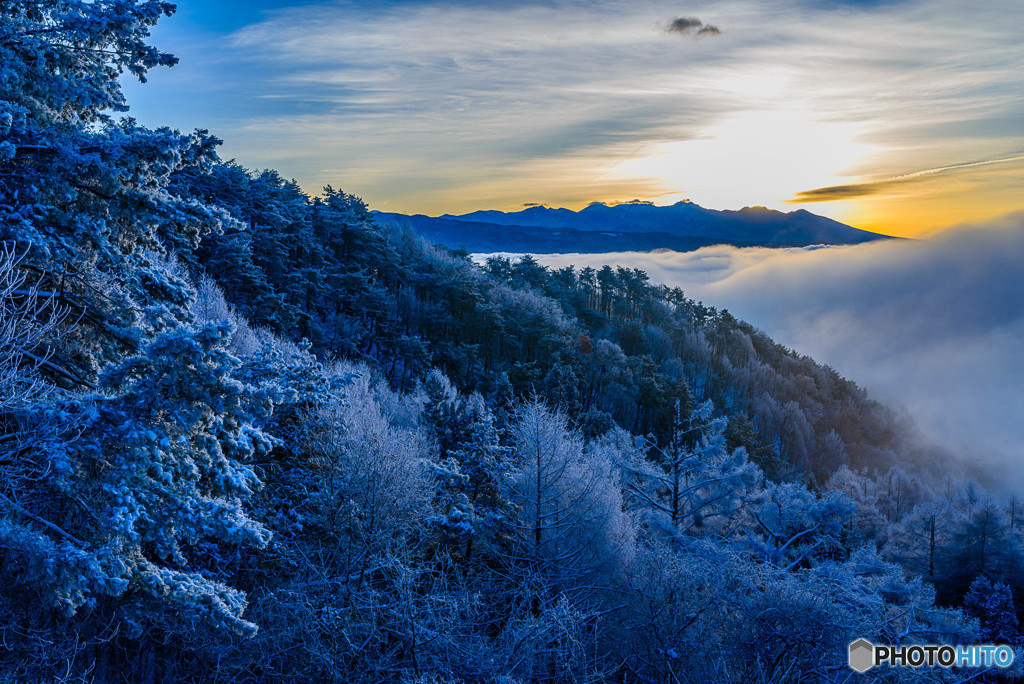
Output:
[520, 215, 1024, 481]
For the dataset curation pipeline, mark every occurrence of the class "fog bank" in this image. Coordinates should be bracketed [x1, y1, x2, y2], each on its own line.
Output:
[528, 216, 1024, 476]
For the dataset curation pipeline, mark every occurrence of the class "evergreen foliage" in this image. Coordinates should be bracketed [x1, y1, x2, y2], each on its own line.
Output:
[1, 2, 1022, 681]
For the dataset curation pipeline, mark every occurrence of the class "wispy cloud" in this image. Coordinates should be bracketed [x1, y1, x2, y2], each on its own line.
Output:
[790, 153, 1024, 202]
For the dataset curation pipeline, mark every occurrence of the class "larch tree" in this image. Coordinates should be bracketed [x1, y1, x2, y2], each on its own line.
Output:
[505, 400, 632, 609]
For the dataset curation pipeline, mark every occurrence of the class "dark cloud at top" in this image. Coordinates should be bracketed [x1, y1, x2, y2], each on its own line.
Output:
[668, 17, 703, 32]
[667, 16, 722, 36]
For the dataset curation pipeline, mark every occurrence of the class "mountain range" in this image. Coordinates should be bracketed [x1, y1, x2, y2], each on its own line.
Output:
[372, 200, 891, 254]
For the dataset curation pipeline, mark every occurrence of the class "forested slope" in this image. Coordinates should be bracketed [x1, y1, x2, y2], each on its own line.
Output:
[173, 160, 930, 483]
[1, 2, 1022, 682]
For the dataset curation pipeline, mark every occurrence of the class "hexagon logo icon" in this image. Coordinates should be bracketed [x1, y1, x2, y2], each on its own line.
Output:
[849, 639, 875, 673]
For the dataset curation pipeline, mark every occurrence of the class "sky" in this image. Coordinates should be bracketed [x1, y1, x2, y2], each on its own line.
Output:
[122, 0, 1024, 238]
[523, 214, 1024, 485]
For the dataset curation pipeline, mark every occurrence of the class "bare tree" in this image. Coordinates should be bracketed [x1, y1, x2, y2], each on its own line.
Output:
[0, 244, 70, 413]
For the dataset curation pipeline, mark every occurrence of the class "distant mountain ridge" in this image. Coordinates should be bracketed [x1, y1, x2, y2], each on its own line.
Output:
[373, 200, 890, 254]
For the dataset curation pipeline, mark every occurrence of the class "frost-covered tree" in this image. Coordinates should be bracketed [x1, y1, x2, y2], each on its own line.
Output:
[963, 576, 1022, 645]
[616, 542, 975, 683]
[0, 245, 68, 412]
[884, 497, 957, 581]
[826, 464, 888, 546]
[743, 481, 855, 570]
[300, 375, 430, 576]
[877, 465, 930, 524]
[3, 323, 275, 639]
[1, 0, 227, 369]
[420, 370, 514, 561]
[506, 401, 632, 608]
[623, 400, 760, 537]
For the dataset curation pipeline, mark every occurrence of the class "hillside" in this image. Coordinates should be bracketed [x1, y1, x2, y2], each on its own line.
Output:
[1, 3, 1021, 683]
[374, 200, 891, 254]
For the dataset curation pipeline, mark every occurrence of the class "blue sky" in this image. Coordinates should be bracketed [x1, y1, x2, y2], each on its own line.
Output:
[124, 0, 1024, 236]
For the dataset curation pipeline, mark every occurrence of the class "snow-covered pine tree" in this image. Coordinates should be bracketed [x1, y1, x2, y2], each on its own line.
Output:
[420, 370, 514, 561]
[4, 322, 275, 637]
[622, 399, 760, 537]
[1, 0, 229, 370]
[964, 575, 1022, 645]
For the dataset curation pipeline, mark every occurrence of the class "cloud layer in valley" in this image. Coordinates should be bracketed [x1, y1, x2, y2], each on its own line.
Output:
[531, 216, 1024, 482]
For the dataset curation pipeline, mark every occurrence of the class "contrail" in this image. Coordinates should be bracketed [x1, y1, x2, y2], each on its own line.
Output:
[892, 153, 1024, 181]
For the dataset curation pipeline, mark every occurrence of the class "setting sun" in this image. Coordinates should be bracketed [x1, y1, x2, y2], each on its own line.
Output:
[603, 110, 875, 212]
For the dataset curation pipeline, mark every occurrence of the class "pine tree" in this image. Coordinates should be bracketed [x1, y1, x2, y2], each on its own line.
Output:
[964, 576, 1022, 645]
[1, 0, 227, 371]
[420, 371, 513, 561]
[5, 323, 275, 636]
[623, 400, 760, 537]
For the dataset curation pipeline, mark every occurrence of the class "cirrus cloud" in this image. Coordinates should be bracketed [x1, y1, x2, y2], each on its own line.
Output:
[790, 153, 1024, 203]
